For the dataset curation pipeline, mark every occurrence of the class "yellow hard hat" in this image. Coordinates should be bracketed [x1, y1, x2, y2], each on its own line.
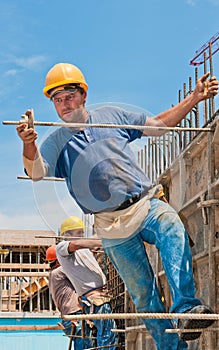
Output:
[43, 63, 88, 98]
[60, 216, 85, 236]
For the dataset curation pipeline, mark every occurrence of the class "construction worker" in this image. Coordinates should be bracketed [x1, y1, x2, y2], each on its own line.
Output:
[46, 245, 95, 349]
[56, 215, 119, 350]
[16, 62, 218, 350]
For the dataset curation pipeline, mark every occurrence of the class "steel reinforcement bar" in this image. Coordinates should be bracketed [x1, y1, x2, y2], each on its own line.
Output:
[2, 120, 213, 132]
[63, 312, 219, 321]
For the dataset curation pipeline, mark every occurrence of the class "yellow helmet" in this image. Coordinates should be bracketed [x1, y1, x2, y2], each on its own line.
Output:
[60, 216, 85, 236]
[43, 63, 88, 98]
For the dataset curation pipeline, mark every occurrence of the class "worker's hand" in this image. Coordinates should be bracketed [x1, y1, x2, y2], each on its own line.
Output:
[193, 72, 218, 101]
[16, 110, 38, 144]
[16, 123, 38, 144]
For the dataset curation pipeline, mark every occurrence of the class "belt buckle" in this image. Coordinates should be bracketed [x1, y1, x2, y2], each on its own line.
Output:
[131, 194, 140, 204]
[129, 197, 134, 204]
[115, 193, 141, 211]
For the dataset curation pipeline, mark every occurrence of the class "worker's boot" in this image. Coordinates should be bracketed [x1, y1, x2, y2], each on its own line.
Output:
[179, 305, 215, 341]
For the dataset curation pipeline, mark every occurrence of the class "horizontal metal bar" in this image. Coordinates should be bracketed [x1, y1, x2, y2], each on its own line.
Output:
[2, 120, 213, 132]
[63, 312, 219, 321]
[17, 175, 65, 182]
[35, 235, 101, 240]
[85, 344, 121, 350]
[64, 334, 97, 339]
[166, 328, 219, 333]
[123, 324, 219, 333]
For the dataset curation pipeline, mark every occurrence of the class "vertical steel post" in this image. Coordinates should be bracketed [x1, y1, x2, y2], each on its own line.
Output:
[209, 42, 215, 116]
[204, 52, 208, 123]
[195, 67, 200, 128]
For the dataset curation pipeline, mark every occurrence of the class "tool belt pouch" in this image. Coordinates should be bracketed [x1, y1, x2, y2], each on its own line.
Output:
[81, 286, 112, 307]
[86, 294, 112, 306]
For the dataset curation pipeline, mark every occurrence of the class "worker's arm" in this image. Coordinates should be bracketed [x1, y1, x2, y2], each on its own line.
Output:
[68, 238, 102, 253]
[16, 110, 46, 180]
[143, 72, 218, 136]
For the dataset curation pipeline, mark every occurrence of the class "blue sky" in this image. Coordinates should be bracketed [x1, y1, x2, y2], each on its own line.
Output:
[0, 0, 219, 231]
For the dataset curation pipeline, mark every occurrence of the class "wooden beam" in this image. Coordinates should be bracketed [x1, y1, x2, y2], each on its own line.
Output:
[0, 263, 50, 270]
[0, 325, 61, 331]
[0, 272, 49, 277]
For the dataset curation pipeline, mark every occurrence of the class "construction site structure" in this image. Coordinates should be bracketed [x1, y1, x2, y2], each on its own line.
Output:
[0, 40, 219, 349]
[190, 31, 219, 66]
[133, 43, 219, 349]
[0, 230, 70, 349]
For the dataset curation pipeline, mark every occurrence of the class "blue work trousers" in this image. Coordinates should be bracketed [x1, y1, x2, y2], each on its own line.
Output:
[62, 312, 94, 350]
[103, 198, 202, 350]
[83, 302, 119, 349]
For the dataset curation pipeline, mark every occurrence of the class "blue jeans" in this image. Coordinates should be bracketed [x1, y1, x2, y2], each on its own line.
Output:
[62, 311, 94, 350]
[83, 302, 119, 349]
[103, 198, 202, 350]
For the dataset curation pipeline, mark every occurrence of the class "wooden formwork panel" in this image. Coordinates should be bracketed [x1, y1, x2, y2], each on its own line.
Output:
[193, 256, 215, 303]
[166, 136, 209, 212]
[184, 138, 209, 201]
[126, 330, 154, 350]
[217, 254, 219, 301]
[215, 253, 219, 349]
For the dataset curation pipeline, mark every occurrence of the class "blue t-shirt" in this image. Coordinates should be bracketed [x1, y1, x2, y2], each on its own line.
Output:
[40, 106, 152, 213]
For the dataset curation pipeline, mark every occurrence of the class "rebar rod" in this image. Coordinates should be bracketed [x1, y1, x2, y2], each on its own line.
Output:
[63, 312, 219, 321]
[2, 120, 213, 132]
[166, 328, 219, 334]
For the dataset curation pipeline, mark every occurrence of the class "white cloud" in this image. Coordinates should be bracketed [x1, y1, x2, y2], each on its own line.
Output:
[0, 54, 47, 73]
[0, 189, 82, 232]
[5, 69, 19, 76]
[13, 55, 47, 70]
[0, 176, 83, 231]
[31, 180, 83, 231]
[186, 0, 196, 5]
[186, 0, 219, 5]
